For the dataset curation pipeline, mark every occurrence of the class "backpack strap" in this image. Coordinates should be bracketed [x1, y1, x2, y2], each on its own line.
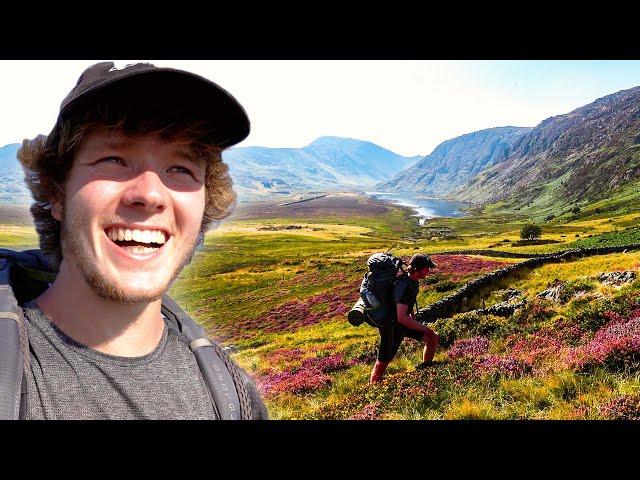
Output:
[0, 253, 30, 420]
[393, 273, 409, 304]
[161, 295, 252, 420]
[394, 272, 421, 312]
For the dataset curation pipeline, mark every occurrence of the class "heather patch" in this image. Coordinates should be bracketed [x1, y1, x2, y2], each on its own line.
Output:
[476, 355, 532, 378]
[264, 344, 336, 371]
[507, 330, 568, 371]
[223, 279, 358, 339]
[430, 254, 512, 282]
[256, 353, 356, 397]
[257, 368, 332, 396]
[348, 402, 382, 420]
[569, 316, 640, 373]
[448, 336, 490, 360]
[599, 394, 640, 419]
[548, 317, 588, 345]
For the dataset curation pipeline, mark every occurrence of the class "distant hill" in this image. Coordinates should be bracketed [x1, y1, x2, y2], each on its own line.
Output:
[0, 137, 420, 205]
[222, 136, 421, 198]
[0, 143, 31, 205]
[377, 127, 531, 196]
[455, 86, 640, 209]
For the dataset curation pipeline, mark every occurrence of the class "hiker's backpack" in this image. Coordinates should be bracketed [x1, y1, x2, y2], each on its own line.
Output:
[348, 252, 407, 328]
[0, 248, 267, 420]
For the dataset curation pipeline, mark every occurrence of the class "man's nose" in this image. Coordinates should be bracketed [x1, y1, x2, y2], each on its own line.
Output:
[121, 170, 168, 213]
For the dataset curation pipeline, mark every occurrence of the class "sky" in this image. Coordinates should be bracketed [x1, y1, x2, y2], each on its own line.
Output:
[2, 60, 640, 157]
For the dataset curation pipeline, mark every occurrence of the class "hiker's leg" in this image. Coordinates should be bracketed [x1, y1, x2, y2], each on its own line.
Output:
[372, 323, 404, 384]
[421, 328, 439, 363]
[373, 316, 396, 383]
[370, 360, 389, 384]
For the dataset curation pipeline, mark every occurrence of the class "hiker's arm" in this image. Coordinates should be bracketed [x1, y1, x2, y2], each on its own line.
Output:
[397, 303, 430, 333]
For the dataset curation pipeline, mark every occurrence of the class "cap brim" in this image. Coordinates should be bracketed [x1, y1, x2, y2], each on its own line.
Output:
[60, 67, 250, 149]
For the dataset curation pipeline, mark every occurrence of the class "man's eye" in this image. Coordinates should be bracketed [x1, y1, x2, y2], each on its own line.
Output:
[96, 157, 124, 165]
[169, 166, 193, 175]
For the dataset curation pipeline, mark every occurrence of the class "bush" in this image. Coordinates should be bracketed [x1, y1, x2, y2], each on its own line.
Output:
[545, 214, 556, 221]
[571, 206, 581, 214]
[520, 224, 542, 240]
[423, 273, 447, 285]
[435, 280, 459, 292]
[433, 312, 516, 347]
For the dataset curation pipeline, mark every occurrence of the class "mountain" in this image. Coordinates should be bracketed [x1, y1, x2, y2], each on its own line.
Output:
[222, 136, 420, 198]
[454, 86, 640, 208]
[0, 143, 31, 205]
[376, 127, 531, 196]
[0, 137, 419, 205]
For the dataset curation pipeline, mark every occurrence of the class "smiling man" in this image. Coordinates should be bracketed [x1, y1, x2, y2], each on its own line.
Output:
[8, 62, 268, 420]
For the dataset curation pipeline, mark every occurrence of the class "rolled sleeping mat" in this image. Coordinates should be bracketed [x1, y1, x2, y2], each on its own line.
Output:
[348, 298, 367, 326]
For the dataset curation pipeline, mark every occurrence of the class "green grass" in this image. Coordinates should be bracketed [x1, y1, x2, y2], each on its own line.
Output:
[0, 225, 37, 250]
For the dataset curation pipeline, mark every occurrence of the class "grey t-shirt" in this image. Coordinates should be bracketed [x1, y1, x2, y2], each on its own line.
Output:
[23, 300, 218, 420]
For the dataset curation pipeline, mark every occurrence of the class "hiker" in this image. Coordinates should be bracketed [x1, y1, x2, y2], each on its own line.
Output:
[6, 62, 268, 419]
[370, 254, 440, 384]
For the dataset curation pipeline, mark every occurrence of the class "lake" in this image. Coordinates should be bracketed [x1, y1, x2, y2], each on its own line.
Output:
[365, 191, 471, 224]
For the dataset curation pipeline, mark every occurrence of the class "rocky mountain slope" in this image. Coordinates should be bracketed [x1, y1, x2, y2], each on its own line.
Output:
[455, 86, 640, 208]
[377, 127, 531, 197]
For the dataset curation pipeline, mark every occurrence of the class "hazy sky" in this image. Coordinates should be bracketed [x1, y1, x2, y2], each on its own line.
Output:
[2, 60, 640, 157]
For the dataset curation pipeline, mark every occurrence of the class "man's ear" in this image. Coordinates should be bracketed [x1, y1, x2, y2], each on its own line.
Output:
[51, 199, 63, 221]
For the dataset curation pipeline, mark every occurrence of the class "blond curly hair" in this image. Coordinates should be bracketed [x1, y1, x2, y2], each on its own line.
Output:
[17, 99, 237, 270]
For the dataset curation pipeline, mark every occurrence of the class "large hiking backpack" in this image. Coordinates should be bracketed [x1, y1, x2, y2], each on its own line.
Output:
[0, 248, 266, 420]
[348, 252, 407, 328]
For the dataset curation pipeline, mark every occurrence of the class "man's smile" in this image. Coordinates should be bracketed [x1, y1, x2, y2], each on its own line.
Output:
[104, 225, 171, 256]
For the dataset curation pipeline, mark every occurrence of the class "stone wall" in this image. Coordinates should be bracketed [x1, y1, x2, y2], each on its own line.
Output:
[415, 243, 640, 323]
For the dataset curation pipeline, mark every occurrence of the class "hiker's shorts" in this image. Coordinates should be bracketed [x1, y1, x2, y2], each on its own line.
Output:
[377, 321, 424, 363]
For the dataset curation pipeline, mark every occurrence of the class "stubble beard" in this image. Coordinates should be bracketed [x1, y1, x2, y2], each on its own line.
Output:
[59, 209, 202, 305]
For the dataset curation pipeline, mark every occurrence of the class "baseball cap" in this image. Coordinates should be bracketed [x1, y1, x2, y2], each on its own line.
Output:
[408, 253, 436, 270]
[54, 61, 250, 148]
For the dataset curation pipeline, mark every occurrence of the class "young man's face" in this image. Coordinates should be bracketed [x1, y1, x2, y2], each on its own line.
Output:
[52, 126, 207, 303]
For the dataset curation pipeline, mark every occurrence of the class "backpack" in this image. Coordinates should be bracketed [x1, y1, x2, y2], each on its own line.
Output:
[0, 248, 266, 420]
[348, 252, 407, 328]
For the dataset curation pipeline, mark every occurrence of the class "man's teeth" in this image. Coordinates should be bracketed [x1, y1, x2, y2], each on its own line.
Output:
[126, 245, 157, 255]
[106, 228, 167, 245]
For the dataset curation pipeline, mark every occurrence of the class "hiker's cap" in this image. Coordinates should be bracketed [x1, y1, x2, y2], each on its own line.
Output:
[56, 61, 250, 148]
[409, 253, 436, 270]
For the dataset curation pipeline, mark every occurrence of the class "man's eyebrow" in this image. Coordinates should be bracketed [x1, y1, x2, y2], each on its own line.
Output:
[101, 138, 136, 150]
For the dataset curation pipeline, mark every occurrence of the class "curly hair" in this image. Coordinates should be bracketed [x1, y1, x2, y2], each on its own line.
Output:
[17, 97, 237, 270]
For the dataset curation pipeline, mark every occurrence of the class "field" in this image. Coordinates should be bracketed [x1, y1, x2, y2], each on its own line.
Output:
[3, 190, 640, 419]
[177, 191, 640, 419]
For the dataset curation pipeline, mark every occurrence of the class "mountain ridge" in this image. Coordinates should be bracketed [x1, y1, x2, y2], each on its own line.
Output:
[454, 85, 640, 209]
[377, 126, 532, 196]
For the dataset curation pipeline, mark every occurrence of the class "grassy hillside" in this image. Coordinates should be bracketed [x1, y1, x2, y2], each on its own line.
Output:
[171, 193, 640, 419]
[3, 191, 640, 419]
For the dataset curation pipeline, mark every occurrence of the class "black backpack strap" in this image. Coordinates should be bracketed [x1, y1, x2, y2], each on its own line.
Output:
[0, 253, 30, 420]
[393, 274, 409, 305]
[161, 295, 253, 420]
